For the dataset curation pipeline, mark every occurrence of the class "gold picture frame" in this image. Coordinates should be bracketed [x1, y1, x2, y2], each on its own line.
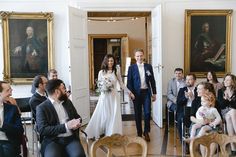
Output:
[0, 11, 53, 84]
[184, 9, 232, 77]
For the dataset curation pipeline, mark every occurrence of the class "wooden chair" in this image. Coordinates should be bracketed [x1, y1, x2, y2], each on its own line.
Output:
[190, 132, 236, 157]
[90, 134, 147, 157]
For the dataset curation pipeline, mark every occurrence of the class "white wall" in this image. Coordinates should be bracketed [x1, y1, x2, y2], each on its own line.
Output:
[162, 0, 236, 94]
[77, 0, 236, 95]
[0, 0, 70, 97]
[1, 0, 236, 98]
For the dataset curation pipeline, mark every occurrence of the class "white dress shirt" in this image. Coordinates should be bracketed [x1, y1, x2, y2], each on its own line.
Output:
[186, 87, 195, 107]
[48, 97, 72, 137]
[137, 63, 148, 89]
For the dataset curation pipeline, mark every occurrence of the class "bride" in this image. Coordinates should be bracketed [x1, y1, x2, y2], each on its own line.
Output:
[85, 54, 134, 139]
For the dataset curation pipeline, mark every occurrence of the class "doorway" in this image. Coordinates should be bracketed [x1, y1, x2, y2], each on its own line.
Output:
[86, 9, 163, 127]
[88, 34, 128, 90]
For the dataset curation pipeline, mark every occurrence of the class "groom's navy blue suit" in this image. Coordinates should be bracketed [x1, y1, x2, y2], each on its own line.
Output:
[127, 63, 156, 136]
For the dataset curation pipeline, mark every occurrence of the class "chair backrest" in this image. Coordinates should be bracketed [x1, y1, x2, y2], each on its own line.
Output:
[15, 97, 31, 113]
[190, 132, 236, 157]
[90, 134, 147, 157]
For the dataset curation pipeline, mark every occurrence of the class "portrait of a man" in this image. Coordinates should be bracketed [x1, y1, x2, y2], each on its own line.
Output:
[9, 19, 48, 78]
[190, 16, 226, 72]
[184, 10, 232, 77]
[1, 11, 53, 84]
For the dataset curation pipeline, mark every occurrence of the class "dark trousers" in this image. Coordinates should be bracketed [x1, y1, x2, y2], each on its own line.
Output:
[0, 140, 19, 157]
[44, 135, 86, 157]
[133, 89, 151, 136]
[176, 107, 191, 142]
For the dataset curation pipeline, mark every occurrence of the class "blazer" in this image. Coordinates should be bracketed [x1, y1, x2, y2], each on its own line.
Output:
[36, 99, 81, 153]
[218, 89, 236, 110]
[127, 63, 156, 96]
[0, 103, 24, 145]
[176, 86, 197, 114]
[29, 92, 47, 119]
[167, 78, 186, 108]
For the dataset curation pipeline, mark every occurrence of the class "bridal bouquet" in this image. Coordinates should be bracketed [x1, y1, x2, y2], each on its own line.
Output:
[96, 77, 114, 93]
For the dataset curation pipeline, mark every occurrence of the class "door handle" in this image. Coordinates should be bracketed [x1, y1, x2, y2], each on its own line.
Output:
[154, 64, 164, 72]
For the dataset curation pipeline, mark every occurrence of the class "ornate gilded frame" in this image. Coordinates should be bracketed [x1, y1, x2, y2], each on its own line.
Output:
[0, 11, 53, 84]
[184, 10, 232, 77]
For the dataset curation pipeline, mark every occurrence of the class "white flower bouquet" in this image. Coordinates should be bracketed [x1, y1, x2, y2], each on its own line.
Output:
[96, 77, 114, 93]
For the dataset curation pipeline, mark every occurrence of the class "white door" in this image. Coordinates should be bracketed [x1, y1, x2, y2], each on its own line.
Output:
[121, 36, 129, 76]
[152, 4, 163, 128]
[68, 7, 90, 124]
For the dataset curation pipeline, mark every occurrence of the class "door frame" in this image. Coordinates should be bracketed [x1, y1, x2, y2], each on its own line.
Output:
[88, 34, 127, 89]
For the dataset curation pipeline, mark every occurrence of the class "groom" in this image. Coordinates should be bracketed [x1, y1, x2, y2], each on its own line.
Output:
[127, 48, 156, 142]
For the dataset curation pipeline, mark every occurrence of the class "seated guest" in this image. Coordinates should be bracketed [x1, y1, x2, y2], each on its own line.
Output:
[167, 68, 186, 112]
[0, 81, 24, 157]
[176, 73, 197, 142]
[191, 92, 221, 156]
[2, 82, 21, 114]
[190, 92, 221, 139]
[190, 82, 222, 120]
[31, 69, 58, 94]
[29, 75, 48, 119]
[48, 69, 58, 80]
[206, 71, 223, 97]
[218, 74, 236, 155]
[36, 79, 85, 157]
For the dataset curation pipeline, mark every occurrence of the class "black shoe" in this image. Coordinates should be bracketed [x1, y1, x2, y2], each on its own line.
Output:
[185, 143, 190, 154]
[100, 133, 105, 138]
[231, 151, 236, 156]
[143, 132, 150, 142]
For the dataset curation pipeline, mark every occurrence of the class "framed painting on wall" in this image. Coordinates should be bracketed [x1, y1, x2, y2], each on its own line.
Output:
[0, 11, 53, 84]
[184, 9, 233, 77]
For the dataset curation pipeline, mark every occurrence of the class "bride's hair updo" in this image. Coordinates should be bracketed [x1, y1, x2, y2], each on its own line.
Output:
[101, 54, 117, 75]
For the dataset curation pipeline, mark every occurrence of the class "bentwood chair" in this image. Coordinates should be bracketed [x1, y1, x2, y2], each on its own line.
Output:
[190, 132, 236, 157]
[90, 134, 147, 157]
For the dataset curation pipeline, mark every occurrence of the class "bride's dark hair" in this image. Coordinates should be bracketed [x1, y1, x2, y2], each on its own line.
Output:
[101, 54, 117, 75]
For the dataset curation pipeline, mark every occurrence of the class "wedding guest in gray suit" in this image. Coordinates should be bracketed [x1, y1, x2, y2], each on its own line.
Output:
[167, 68, 186, 112]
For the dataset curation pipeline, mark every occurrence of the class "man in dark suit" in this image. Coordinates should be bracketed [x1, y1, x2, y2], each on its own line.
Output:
[0, 81, 24, 157]
[31, 69, 58, 94]
[176, 73, 197, 143]
[127, 48, 156, 142]
[36, 79, 85, 157]
[29, 75, 48, 119]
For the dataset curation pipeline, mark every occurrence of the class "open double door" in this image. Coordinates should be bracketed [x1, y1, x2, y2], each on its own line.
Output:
[68, 5, 163, 127]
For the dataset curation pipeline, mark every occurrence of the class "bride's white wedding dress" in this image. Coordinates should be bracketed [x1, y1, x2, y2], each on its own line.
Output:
[85, 68, 129, 139]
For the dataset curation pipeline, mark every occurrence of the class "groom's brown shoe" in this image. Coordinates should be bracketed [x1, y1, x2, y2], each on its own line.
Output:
[143, 132, 150, 142]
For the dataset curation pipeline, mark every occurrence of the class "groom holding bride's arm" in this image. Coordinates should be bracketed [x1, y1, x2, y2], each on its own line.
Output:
[127, 48, 156, 142]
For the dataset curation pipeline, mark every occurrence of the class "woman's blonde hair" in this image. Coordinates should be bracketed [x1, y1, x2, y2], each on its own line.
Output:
[202, 92, 216, 107]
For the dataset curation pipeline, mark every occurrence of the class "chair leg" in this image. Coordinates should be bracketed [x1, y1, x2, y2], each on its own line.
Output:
[36, 140, 40, 157]
[32, 124, 35, 155]
[181, 119, 185, 157]
[174, 111, 176, 147]
[168, 110, 170, 132]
